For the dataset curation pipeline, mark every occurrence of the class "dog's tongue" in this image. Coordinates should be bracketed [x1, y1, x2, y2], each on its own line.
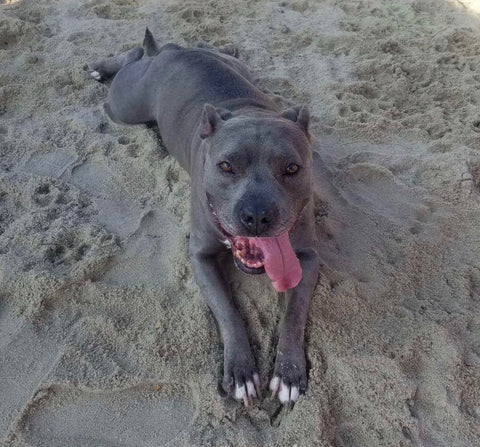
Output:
[252, 232, 302, 292]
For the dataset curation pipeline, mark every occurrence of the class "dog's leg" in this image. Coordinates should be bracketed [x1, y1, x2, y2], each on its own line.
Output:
[89, 46, 144, 83]
[269, 206, 320, 406]
[270, 247, 319, 405]
[91, 49, 156, 125]
[190, 238, 260, 406]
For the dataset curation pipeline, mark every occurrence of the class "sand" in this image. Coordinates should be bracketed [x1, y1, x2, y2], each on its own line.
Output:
[1, 0, 480, 445]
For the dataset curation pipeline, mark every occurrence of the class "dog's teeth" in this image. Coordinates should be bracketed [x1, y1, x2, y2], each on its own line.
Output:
[245, 259, 263, 268]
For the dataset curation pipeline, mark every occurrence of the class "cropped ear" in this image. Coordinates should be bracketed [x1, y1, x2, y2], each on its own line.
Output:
[280, 104, 310, 136]
[200, 104, 232, 139]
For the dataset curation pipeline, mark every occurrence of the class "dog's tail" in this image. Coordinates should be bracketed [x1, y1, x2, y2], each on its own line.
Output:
[143, 28, 161, 57]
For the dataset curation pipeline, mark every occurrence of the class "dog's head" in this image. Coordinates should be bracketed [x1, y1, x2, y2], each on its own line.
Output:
[200, 103, 312, 280]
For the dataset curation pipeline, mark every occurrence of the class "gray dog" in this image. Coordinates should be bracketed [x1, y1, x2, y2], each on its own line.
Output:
[89, 29, 319, 406]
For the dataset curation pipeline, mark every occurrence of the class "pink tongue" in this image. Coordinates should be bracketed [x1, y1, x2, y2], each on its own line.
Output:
[252, 232, 302, 292]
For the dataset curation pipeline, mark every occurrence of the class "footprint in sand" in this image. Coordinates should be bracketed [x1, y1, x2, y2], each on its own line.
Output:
[19, 383, 196, 447]
[101, 209, 185, 287]
[0, 303, 64, 438]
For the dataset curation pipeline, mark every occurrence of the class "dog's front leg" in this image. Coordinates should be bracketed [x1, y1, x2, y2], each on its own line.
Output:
[190, 241, 260, 405]
[270, 246, 319, 405]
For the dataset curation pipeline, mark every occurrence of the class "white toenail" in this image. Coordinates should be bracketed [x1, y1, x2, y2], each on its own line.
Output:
[269, 376, 280, 392]
[279, 381, 290, 404]
[234, 382, 245, 400]
[290, 386, 299, 402]
[246, 380, 256, 397]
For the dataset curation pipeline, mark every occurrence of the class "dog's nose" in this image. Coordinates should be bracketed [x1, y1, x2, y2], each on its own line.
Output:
[240, 205, 275, 235]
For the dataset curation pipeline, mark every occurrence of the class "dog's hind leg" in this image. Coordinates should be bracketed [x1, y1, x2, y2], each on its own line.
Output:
[101, 52, 156, 125]
[89, 46, 144, 83]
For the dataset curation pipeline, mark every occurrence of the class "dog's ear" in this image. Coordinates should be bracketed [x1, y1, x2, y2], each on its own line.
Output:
[280, 105, 310, 136]
[200, 104, 232, 139]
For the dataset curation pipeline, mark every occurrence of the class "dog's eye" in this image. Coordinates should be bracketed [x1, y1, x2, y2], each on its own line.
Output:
[285, 163, 299, 175]
[219, 161, 233, 173]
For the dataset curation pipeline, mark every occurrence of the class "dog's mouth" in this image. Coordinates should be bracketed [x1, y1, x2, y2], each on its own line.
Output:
[208, 203, 303, 291]
[228, 234, 266, 275]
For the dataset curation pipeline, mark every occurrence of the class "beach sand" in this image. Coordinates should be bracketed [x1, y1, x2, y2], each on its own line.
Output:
[1, 0, 480, 445]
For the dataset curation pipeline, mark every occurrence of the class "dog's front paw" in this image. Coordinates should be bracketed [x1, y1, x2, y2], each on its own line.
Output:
[222, 343, 260, 406]
[269, 348, 307, 405]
